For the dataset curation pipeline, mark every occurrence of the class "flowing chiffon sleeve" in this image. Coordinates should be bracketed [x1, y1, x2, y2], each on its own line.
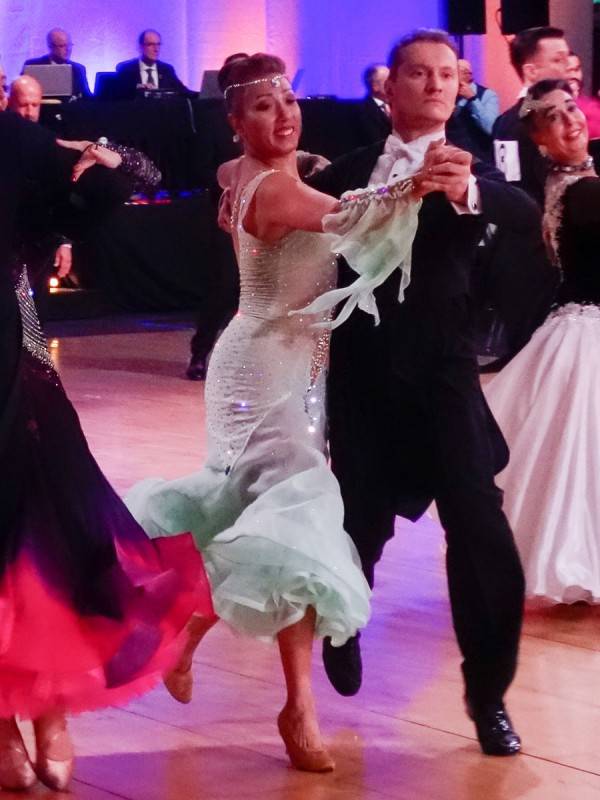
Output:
[289, 178, 421, 329]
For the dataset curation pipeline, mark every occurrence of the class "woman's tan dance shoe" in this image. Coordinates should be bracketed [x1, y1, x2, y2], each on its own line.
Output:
[163, 667, 194, 704]
[277, 711, 335, 773]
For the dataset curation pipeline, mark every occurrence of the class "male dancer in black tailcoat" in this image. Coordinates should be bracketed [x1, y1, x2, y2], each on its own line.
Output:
[309, 29, 537, 756]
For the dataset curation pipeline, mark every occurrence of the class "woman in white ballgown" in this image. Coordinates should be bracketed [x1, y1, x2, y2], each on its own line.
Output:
[126, 53, 435, 771]
[485, 79, 600, 604]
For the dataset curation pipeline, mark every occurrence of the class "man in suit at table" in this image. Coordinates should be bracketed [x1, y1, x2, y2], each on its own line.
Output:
[308, 28, 535, 757]
[22, 28, 91, 99]
[114, 30, 191, 100]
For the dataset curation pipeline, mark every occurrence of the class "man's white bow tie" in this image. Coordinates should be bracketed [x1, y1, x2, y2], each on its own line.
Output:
[383, 138, 414, 161]
[384, 135, 446, 163]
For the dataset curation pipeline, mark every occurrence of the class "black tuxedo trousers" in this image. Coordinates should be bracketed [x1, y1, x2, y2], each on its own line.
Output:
[328, 293, 524, 706]
[311, 142, 529, 707]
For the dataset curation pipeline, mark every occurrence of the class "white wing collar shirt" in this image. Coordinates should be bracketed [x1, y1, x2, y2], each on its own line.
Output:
[369, 128, 481, 215]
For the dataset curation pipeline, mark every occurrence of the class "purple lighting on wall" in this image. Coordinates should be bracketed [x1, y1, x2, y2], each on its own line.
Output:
[0, 0, 445, 97]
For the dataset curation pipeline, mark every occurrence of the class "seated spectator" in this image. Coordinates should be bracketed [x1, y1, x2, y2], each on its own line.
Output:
[6, 74, 72, 296]
[447, 59, 499, 161]
[566, 51, 583, 96]
[356, 63, 392, 145]
[563, 51, 600, 140]
[0, 65, 7, 111]
[114, 30, 191, 99]
[456, 59, 499, 134]
[8, 75, 43, 123]
[22, 28, 91, 98]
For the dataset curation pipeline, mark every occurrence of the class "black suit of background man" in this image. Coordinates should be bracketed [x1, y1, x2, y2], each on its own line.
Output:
[22, 54, 91, 98]
[483, 99, 562, 368]
[356, 64, 393, 146]
[309, 142, 533, 710]
[113, 58, 189, 100]
[492, 99, 547, 206]
[356, 96, 392, 145]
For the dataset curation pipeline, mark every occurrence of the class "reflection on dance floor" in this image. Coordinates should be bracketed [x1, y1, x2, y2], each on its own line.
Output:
[43, 321, 600, 800]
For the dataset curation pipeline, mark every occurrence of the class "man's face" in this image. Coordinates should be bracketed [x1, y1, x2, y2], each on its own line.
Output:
[0, 67, 7, 112]
[386, 42, 458, 135]
[369, 66, 389, 101]
[140, 33, 161, 64]
[49, 31, 72, 63]
[458, 59, 473, 85]
[567, 54, 583, 84]
[9, 82, 42, 122]
[527, 37, 570, 83]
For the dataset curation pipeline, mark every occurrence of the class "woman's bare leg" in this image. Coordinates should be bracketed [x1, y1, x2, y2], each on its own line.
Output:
[276, 607, 333, 771]
[164, 614, 218, 703]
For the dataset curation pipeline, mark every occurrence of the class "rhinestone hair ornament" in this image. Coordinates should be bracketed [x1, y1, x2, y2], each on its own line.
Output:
[223, 74, 286, 100]
[518, 95, 553, 120]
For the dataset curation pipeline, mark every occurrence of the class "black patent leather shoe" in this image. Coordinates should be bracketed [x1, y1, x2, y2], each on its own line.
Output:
[322, 633, 362, 696]
[186, 356, 207, 381]
[467, 702, 521, 756]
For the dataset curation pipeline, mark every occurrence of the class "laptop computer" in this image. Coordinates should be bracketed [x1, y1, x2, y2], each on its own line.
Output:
[23, 64, 73, 97]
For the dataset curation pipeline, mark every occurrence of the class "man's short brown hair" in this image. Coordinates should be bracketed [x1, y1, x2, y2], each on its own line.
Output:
[509, 26, 565, 80]
[388, 29, 458, 79]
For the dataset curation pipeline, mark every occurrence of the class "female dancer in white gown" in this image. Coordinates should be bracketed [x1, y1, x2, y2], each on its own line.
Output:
[485, 79, 600, 604]
[126, 53, 441, 771]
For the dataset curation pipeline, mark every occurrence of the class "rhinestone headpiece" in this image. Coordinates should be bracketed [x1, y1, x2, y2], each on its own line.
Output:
[224, 74, 285, 99]
[519, 96, 548, 119]
[518, 95, 553, 120]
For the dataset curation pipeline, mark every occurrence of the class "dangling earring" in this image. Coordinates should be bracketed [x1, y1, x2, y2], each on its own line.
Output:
[233, 133, 240, 143]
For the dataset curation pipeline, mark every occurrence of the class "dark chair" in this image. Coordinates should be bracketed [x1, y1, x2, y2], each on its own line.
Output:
[93, 72, 121, 101]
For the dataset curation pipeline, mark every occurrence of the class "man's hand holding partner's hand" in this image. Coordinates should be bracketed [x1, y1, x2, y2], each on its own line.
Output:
[412, 140, 472, 205]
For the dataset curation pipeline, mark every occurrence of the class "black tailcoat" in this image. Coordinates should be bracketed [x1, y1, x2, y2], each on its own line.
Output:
[309, 140, 534, 706]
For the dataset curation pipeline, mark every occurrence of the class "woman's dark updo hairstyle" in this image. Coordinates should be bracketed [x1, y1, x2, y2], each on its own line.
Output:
[522, 78, 573, 132]
[219, 53, 287, 115]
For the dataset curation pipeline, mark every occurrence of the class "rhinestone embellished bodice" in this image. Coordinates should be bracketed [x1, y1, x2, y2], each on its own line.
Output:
[543, 174, 600, 307]
[237, 227, 336, 322]
[204, 170, 337, 472]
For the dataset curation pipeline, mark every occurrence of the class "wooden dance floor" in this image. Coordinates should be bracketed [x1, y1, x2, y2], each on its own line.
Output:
[25, 323, 600, 800]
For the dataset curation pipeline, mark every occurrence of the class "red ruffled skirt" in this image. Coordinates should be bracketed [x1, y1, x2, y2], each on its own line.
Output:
[0, 277, 215, 719]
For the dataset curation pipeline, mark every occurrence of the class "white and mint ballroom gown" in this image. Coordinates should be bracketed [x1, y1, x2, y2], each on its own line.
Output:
[484, 167, 600, 604]
[127, 168, 419, 643]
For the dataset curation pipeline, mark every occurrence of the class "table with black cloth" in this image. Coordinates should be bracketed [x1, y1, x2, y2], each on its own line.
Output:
[43, 97, 380, 190]
[76, 191, 237, 312]
[40, 97, 384, 315]
[42, 97, 200, 190]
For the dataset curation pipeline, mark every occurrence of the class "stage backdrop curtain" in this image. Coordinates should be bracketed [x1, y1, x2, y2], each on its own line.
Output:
[0, 0, 441, 98]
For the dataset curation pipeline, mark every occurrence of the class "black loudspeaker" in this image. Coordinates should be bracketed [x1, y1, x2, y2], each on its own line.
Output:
[446, 0, 486, 35]
[501, 0, 549, 34]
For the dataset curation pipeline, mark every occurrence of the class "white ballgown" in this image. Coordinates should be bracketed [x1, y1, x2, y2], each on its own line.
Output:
[485, 170, 600, 603]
